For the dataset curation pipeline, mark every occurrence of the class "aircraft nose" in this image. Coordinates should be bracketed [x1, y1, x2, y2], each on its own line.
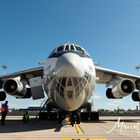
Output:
[56, 53, 84, 77]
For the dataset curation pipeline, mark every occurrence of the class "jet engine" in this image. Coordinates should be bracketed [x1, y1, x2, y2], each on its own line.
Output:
[135, 79, 140, 90]
[106, 79, 135, 99]
[0, 91, 6, 101]
[3, 78, 31, 98]
[132, 92, 140, 101]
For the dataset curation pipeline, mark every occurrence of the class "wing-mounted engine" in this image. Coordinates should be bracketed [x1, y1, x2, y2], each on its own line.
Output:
[131, 79, 140, 101]
[106, 77, 135, 99]
[2, 76, 44, 100]
[135, 79, 140, 90]
[0, 91, 6, 101]
[132, 92, 140, 101]
[3, 77, 31, 98]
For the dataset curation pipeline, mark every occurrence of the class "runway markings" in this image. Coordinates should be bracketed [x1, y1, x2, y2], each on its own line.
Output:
[75, 124, 84, 134]
[62, 138, 107, 140]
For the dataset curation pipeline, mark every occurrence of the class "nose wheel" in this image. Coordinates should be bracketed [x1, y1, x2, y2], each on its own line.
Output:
[58, 111, 67, 125]
[70, 111, 81, 126]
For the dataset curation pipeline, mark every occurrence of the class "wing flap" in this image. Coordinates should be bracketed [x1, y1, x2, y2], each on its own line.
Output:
[0, 66, 43, 81]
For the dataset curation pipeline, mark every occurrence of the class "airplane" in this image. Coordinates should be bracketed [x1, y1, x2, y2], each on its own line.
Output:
[0, 43, 140, 124]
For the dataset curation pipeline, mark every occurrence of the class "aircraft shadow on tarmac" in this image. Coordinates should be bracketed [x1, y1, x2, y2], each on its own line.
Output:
[0, 119, 106, 133]
[0, 120, 62, 133]
[1, 118, 139, 133]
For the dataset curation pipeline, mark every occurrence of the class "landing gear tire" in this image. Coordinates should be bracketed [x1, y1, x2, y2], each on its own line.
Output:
[75, 111, 81, 124]
[58, 111, 66, 126]
[70, 112, 75, 127]
[58, 111, 63, 125]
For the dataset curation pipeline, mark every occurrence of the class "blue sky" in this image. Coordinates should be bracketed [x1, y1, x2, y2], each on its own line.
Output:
[0, 0, 140, 110]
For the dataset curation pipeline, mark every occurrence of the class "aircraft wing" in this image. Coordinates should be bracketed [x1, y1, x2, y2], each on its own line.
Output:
[95, 66, 140, 100]
[0, 66, 44, 100]
[0, 66, 43, 81]
[95, 66, 140, 84]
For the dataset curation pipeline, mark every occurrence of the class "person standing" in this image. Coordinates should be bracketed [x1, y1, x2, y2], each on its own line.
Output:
[22, 110, 29, 123]
[70, 112, 75, 127]
[1, 100, 8, 125]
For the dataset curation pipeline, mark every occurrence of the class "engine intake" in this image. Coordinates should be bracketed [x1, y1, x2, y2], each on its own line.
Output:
[3, 79, 23, 94]
[121, 80, 135, 93]
[3, 78, 25, 98]
[132, 92, 140, 101]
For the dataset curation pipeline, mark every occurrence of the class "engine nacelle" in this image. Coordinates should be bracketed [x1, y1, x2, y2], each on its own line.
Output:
[0, 91, 6, 101]
[135, 79, 140, 90]
[106, 79, 135, 99]
[132, 92, 140, 101]
[3, 78, 26, 98]
[106, 88, 116, 99]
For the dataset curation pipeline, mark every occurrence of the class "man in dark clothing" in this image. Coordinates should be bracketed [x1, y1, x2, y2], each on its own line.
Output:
[70, 112, 75, 127]
[1, 100, 8, 125]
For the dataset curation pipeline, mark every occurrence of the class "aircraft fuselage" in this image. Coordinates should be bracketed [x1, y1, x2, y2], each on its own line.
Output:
[43, 45, 96, 111]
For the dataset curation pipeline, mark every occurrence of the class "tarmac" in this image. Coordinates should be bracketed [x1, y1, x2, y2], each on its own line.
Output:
[0, 116, 140, 140]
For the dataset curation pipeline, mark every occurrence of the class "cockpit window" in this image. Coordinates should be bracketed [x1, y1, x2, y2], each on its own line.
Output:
[75, 46, 84, 53]
[54, 75, 90, 98]
[61, 78, 66, 87]
[73, 78, 78, 86]
[68, 90, 73, 98]
[70, 45, 75, 50]
[48, 44, 90, 58]
[67, 78, 72, 86]
[48, 49, 56, 58]
[57, 46, 64, 52]
[65, 45, 69, 50]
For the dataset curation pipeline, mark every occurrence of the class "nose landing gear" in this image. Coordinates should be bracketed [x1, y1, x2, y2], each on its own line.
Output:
[70, 111, 81, 127]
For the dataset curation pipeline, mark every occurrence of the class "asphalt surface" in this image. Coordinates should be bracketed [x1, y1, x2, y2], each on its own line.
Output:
[0, 116, 140, 140]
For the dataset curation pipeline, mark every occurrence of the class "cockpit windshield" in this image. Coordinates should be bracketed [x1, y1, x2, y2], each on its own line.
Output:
[54, 72, 91, 98]
[48, 44, 90, 58]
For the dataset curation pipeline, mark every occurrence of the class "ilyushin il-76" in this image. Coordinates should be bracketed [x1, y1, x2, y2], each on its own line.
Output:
[0, 43, 140, 125]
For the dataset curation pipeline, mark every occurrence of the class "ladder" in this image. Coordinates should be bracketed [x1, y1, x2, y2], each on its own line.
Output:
[34, 98, 49, 120]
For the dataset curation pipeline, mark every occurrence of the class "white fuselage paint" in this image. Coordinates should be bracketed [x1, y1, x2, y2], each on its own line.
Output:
[43, 52, 96, 111]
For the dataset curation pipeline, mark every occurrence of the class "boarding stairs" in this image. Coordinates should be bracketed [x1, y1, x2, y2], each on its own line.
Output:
[34, 98, 49, 120]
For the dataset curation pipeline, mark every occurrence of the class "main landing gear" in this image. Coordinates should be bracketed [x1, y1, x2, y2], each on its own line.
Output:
[38, 102, 99, 125]
[81, 111, 99, 121]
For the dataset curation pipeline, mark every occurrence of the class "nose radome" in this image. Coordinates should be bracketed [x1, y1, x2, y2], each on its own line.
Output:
[56, 53, 85, 77]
